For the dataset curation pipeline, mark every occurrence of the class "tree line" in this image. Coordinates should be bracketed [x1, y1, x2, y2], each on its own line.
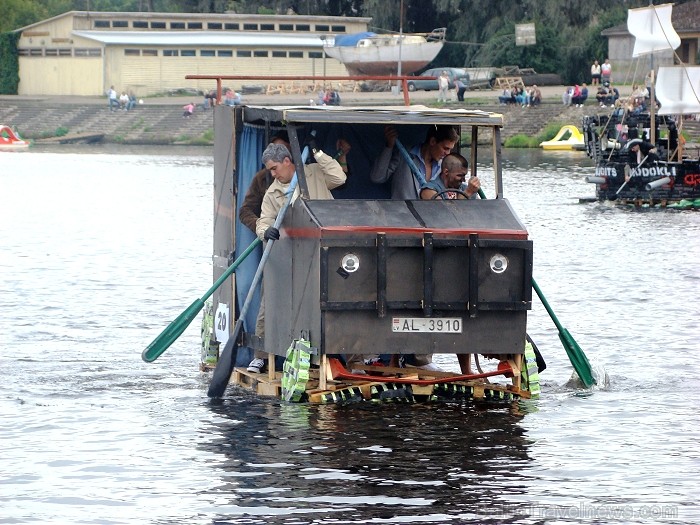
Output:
[1, 0, 694, 84]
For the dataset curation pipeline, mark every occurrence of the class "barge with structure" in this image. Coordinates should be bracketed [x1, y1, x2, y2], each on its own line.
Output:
[198, 100, 543, 403]
[143, 77, 597, 401]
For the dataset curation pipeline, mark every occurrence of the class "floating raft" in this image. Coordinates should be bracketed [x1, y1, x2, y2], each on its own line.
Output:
[223, 362, 530, 404]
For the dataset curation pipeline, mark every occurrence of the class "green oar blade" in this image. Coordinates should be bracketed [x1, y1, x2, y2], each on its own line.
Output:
[558, 328, 596, 387]
[142, 299, 204, 363]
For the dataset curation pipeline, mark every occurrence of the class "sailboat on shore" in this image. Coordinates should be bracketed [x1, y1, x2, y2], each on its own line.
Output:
[322, 28, 446, 76]
[582, 3, 700, 208]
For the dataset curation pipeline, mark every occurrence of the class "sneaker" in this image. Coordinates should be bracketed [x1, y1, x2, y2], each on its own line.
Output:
[247, 358, 266, 373]
[416, 362, 446, 372]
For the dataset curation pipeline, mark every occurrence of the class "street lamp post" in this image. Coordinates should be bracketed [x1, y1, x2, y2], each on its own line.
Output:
[320, 35, 327, 90]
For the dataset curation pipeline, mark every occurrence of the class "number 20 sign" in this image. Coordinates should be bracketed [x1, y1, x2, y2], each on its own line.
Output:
[214, 302, 230, 346]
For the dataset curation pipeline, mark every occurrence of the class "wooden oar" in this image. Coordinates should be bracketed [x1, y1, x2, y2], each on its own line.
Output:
[207, 173, 300, 398]
[141, 239, 261, 363]
[476, 190, 596, 387]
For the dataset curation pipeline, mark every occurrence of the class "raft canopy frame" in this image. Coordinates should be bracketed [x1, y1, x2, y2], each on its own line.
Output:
[209, 99, 534, 399]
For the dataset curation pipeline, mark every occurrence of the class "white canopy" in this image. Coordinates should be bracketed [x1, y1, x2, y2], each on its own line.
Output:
[627, 3, 680, 57]
[656, 66, 700, 115]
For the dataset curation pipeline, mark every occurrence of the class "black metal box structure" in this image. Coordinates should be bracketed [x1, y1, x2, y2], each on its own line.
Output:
[265, 197, 532, 360]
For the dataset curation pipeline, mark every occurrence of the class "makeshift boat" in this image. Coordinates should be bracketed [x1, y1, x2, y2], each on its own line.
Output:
[142, 78, 598, 402]
[582, 4, 700, 207]
[540, 125, 585, 151]
[323, 28, 446, 77]
[0, 125, 29, 150]
[195, 101, 546, 403]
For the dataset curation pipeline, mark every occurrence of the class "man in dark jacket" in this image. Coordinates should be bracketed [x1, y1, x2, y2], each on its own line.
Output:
[628, 139, 659, 166]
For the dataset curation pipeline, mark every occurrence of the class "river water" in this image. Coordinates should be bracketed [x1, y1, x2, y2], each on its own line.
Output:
[1, 145, 698, 525]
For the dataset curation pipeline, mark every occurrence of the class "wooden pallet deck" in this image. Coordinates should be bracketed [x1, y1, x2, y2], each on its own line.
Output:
[229, 366, 529, 404]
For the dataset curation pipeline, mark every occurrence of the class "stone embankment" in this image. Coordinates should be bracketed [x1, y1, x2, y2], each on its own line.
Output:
[4, 88, 694, 145]
[0, 99, 213, 145]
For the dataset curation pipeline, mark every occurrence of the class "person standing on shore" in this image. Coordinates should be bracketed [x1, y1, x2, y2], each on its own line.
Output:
[591, 60, 601, 86]
[455, 78, 467, 102]
[437, 71, 450, 103]
[107, 86, 119, 112]
[601, 59, 612, 84]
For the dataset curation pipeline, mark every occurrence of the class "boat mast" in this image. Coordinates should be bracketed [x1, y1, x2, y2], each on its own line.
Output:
[649, 1, 655, 144]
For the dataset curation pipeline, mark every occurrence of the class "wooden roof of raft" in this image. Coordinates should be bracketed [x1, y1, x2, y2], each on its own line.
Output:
[241, 105, 505, 127]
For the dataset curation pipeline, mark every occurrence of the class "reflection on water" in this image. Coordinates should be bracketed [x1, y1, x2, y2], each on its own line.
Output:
[1, 147, 698, 524]
[201, 396, 533, 522]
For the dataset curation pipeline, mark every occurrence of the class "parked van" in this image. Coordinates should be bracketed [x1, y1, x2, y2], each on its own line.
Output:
[405, 67, 470, 92]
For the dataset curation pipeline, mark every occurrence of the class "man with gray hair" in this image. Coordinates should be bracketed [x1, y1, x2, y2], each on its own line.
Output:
[247, 140, 347, 374]
[255, 142, 347, 241]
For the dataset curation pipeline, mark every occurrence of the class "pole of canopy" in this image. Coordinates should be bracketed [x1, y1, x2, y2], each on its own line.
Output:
[397, 0, 403, 92]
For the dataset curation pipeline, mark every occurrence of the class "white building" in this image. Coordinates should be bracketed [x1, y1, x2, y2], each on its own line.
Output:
[15, 11, 370, 96]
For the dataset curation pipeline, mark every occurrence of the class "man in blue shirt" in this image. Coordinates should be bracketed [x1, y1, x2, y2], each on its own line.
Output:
[370, 125, 459, 199]
[420, 153, 480, 199]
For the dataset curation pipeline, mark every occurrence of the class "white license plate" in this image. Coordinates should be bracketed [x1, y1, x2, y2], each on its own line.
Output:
[392, 317, 462, 333]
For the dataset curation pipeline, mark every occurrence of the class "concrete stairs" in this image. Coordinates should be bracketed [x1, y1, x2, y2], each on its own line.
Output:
[476, 102, 592, 139]
[0, 101, 213, 144]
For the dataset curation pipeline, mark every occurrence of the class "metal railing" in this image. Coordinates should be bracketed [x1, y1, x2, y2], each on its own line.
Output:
[185, 74, 430, 106]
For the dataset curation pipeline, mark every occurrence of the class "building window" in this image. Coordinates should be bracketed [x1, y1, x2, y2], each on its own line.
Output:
[316, 25, 330, 32]
[200, 50, 215, 57]
[124, 49, 141, 56]
[113, 21, 128, 28]
[236, 50, 252, 57]
[289, 51, 303, 58]
[279, 24, 293, 31]
[243, 24, 258, 30]
[142, 49, 157, 56]
[45, 49, 58, 56]
[133, 21, 148, 29]
[331, 25, 346, 32]
[74, 48, 102, 57]
[58, 49, 71, 56]
[188, 22, 203, 30]
[296, 24, 310, 31]
[253, 50, 268, 57]
[171, 22, 185, 29]
[163, 49, 179, 56]
[181, 49, 196, 57]
[151, 21, 166, 29]
[29, 49, 43, 56]
[94, 20, 110, 28]
[272, 51, 286, 58]
[208, 23, 222, 30]
[224, 23, 239, 30]
[309, 51, 323, 59]
[260, 24, 274, 31]
[217, 50, 233, 57]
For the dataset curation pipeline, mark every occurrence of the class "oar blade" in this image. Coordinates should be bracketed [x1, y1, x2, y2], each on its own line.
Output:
[142, 299, 204, 363]
[558, 328, 596, 387]
[207, 335, 239, 398]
